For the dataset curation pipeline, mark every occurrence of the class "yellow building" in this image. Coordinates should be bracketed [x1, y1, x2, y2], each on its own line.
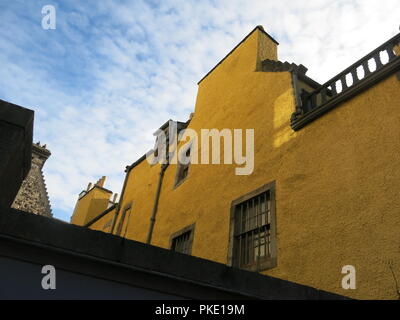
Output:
[71, 26, 400, 300]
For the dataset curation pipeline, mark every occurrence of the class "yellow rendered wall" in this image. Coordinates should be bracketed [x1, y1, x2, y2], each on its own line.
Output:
[266, 74, 400, 300]
[71, 187, 112, 226]
[89, 207, 116, 233]
[151, 29, 284, 261]
[118, 27, 280, 247]
[116, 161, 162, 242]
[149, 28, 292, 274]
[89, 27, 400, 299]
[153, 70, 400, 299]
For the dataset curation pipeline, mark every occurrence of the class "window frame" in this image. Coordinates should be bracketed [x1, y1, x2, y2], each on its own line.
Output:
[174, 144, 192, 189]
[115, 202, 132, 236]
[227, 181, 277, 272]
[169, 224, 195, 255]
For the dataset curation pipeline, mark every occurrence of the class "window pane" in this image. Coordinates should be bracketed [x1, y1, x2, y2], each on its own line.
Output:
[234, 190, 272, 268]
[172, 230, 192, 254]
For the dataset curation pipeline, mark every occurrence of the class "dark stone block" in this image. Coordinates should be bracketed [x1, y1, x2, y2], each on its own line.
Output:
[0, 99, 34, 209]
[0, 208, 350, 300]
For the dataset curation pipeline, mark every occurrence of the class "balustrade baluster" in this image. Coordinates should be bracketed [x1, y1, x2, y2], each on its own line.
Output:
[340, 75, 348, 91]
[373, 52, 383, 69]
[351, 68, 359, 84]
[362, 61, 371, 77]
[330, 82, 337, 96]
[294, 33, 400, 122]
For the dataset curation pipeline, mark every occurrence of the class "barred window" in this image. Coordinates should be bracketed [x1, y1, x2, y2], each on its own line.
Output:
[170, 224, 195, 255]
[230, 182, 277, 271]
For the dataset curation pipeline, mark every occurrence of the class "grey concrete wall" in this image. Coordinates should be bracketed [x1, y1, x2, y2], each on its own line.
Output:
[0, 100, 33, 209]
[0, 256, 183, 300]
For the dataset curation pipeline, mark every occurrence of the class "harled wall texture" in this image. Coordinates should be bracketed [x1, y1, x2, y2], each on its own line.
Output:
[85, 28, 400, 299]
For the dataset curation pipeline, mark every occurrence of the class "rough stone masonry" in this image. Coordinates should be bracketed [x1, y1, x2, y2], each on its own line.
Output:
[12, 142, 52, 217]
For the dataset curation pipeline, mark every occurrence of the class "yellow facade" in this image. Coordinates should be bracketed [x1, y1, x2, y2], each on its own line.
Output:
[73, 26, 400, 299]
[89, 206, 116, 233]
[71, 177, 115, 226]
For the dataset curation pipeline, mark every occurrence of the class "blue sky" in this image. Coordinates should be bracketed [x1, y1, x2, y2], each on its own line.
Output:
[1, 0, 399, 221]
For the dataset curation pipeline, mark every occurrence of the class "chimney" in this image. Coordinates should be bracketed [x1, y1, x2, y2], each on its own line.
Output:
[112, 193, 118, 203]
[96, 176, 106, 188]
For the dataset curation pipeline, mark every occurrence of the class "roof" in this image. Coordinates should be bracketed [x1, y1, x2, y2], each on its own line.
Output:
[125, 119, 189, 173]
[197, 25, 279, 85]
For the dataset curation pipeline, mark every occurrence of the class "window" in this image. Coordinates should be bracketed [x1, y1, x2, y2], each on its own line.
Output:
[229, 182, 277, 272]
[170, 224, 195, 255]
[115, 203, 132, 236]
[174, 146, 191, 188]
[151, 132, 166, 165]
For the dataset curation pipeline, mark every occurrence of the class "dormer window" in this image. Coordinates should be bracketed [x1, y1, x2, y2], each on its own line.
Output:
[174, 145, 191, 188]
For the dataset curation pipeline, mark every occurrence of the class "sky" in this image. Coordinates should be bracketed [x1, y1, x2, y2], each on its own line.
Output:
[0, 0, 399, 221]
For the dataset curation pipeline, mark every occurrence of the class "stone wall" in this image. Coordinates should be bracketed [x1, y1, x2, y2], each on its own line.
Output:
[12, 142, 52, 217]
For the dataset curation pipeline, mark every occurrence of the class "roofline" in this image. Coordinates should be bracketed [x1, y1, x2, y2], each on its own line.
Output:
[159, 119, 173, 131]
[298, 73, 322, 90]
[126, 153, 147, 173]
[84, 203, 117, 227]
[197, 25, 279, 85]
[32, 143, 51, 158]
[125, 120, 189, 173]
[78, 185, 113, 201]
